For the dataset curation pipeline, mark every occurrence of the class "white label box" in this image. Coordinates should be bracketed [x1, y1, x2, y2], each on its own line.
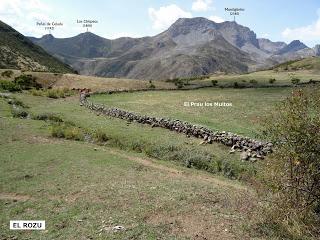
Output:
[10, 220, 45, 230]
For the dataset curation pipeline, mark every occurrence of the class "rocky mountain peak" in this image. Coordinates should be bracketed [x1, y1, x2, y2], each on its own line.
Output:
[216, 21, 259, 48]
[277, 40, 308, 55]
[41, 34, 54, 41]
[165, 17, 217, 38]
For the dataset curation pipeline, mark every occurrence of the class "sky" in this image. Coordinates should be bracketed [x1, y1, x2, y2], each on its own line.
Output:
[0, 0, 320, 47]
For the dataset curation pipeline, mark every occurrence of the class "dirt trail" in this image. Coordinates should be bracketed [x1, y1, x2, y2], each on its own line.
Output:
[0, 192, 32, 201]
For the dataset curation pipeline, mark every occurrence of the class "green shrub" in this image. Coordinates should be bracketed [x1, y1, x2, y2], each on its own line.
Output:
[291, 77, 300, 85]
[7, 98, 28, 108]
[249, 79, 258, 84]
[308, 79, 316, 84]
[51, 123, 84, 141]
[211, 80, 218, 86]
[64, 127, 84, 141]
[0, 80, 20, 92]
[32, 113, 63, 122]
[11, 108, 28, 118]
[46, 89, 60, 98]
[143, 143, 254, 179]
[148, 80, 156, 89]
[261, 87, 320, 237]
[45, 88, 74, 98]
[93, 129, 109, 143]
[233, 82, 240, 88]
[269, 78, 276, 84]
[173, 80, 184, 89]
[14, 74, 41, 90]
[51, 124, 66, 138]
[30, 89, 43, 96]
[1, 70, 14, 78]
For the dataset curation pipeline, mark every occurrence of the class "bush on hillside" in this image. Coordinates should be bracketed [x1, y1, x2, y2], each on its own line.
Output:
[51, 123, 84, 141]
[14, 74, 42, 90]
[32, 113, 63, 122]
[31, 88, 75, 98]
[269, 78, 276, 84]
[249, 79, 258, 84]
[0, 80, 21, 92]
[291, 77, 300, 85]
[11, 108, 28, 118]
[233, 81, 240, 88]
[211, 80, 218, 86]
[7, 98, 28, 108]
[148, 80, 156, 89]
[260, 87, 320, 238]
[93, 129, 109, 143]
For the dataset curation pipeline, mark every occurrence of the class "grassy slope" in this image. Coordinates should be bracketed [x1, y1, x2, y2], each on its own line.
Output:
[192, 69, 320, 87]
[273, 57, 320, 72]
[0, 69, 175, 91]
[0, 96, 258, 240]
[0, 20, 73, 73]
[91, 87, 291, 138]
[13, 93, 241, 164]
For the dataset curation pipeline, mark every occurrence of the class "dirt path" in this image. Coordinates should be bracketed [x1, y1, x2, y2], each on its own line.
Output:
[0, 192, 32, 201]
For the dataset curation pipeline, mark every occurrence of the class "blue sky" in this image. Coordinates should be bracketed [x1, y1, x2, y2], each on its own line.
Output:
[1, 0, 320, 46]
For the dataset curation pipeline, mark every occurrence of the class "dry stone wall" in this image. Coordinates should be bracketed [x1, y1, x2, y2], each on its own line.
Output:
[80, 91, 273, 160]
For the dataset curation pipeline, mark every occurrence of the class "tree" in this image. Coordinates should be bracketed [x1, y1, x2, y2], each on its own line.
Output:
[211, 80, 218, 86]
[261, 87, 320, 236]
[291, 77, 300, 85]
[269, 78, 276, 84]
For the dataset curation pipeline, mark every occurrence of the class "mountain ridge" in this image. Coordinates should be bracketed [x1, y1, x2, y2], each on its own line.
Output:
[0, 20, 73, 73]
[28, 17, 320, 79]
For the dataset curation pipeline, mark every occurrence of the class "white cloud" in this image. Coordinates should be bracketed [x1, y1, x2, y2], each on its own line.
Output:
[0, 0, 52, 36]
[208, 15, 224, 23]
[148, 4, 192, 31]
[0, 0, 50, 16]
[191, 0, 212, 12]
[282, 9, 320, 42]
[26, 12, 50, 22]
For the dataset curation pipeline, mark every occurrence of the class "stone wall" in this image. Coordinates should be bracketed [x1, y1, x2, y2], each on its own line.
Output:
[79, 91, 273, 160]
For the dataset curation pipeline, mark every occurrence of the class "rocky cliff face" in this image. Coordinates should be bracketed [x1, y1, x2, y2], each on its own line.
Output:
[258, 38, 287, 54]
[314, 45, 320, 56]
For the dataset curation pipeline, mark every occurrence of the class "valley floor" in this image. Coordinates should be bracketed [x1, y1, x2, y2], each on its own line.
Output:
[0, 95, 261, 240]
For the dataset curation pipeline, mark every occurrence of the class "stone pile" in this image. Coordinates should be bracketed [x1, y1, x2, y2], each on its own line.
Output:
[80, 92, 272, 159]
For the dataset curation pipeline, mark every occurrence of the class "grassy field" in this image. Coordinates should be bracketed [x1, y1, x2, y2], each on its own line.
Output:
[191, 70, 320, 87]
[91, 87, 291, 138]
[1, 64, 318, 239]
[0, 93, 262, 240]
[0, 69, 175, 91]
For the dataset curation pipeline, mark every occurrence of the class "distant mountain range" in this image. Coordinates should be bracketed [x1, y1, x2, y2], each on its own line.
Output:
[0, 20, 73, 73]
[1, 18, 319, 80]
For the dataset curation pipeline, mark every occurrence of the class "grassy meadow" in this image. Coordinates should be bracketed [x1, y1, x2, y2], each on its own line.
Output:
[91, 87, 292, 138]
[1, 65, 318, 239]
[0, 92, 260, 240]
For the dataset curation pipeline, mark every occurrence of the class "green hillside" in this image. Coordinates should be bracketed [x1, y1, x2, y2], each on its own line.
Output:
[0, 20, 73, 73]
[273, 56, 320, 72]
